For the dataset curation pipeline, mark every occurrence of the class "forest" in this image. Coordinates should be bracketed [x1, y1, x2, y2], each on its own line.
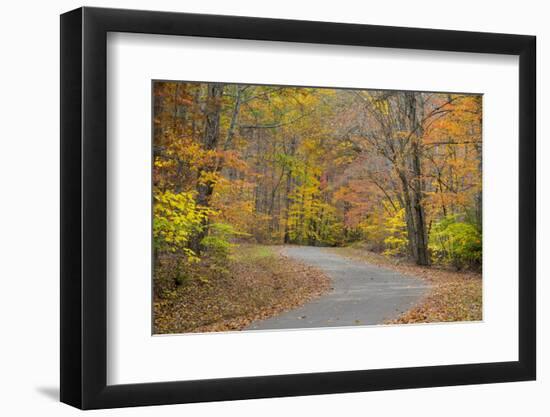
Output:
[152, 81, 483, 333]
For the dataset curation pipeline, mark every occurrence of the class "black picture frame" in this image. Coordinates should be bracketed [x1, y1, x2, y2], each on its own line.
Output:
[60, 6, 536, 410]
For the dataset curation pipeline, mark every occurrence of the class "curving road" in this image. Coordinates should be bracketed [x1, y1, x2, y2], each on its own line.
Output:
[246, 246, 431, 331]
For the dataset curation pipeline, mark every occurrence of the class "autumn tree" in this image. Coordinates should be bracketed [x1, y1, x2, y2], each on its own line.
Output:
[152, 81, 482, 277]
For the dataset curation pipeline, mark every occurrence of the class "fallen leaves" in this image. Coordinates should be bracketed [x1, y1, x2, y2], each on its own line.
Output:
[330, 247, 482, 324]
[154, 245, 331, 334]
[388, 278, 482, 324]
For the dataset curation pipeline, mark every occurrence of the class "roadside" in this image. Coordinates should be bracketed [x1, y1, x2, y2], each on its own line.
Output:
[329, 247, 482, 323]
[153, 245, 331, 334]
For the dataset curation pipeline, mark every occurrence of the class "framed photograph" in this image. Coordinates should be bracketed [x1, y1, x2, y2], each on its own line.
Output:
[60, 6, 536, 409]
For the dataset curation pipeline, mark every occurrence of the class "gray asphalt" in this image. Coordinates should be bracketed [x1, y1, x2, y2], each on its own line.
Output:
[246, 246, 431, 331]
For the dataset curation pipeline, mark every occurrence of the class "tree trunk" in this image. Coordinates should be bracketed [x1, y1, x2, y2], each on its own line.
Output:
[407, 93, 430, 265]
[402, 92, 430, 265]
[283, 137, 297, 244]
[475, 104, 483, 231]
[397, 170, 418, 260]
[190, 83, 224, 252]
[411, 142, 430, 265]
[283, 170, 293, 244]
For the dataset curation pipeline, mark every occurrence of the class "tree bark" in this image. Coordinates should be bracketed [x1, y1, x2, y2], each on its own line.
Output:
[410, 142, 430, 265]
[402, 92, 430, 265]
[283, 137, 297, 244]
[190, 83, 224, 252]
[407, 93, 430, 265]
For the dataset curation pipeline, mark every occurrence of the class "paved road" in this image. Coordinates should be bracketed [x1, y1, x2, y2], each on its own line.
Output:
[246, 246, 431, 331]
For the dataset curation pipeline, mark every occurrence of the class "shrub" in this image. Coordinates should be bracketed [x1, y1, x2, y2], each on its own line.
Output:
[153, 190, 214, 263]
[357, 204, 408, 254]
[201, 222, 239, 262]
[429, 215, 482, 269]
[382, 208, 409, 256]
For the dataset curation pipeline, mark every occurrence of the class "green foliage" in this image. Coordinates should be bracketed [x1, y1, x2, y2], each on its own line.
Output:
[429, 215, 482, 269]
[201, 222, 239, 261]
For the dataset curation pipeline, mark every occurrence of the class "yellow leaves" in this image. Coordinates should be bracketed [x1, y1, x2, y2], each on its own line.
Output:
[153, 190, 215, 262]
[198, 170, 220, 186]
[373, 98, 390, 115]
[356, 205, 408, 256]
[154, 158, 172, 169]
[300, 138, 327, 161]
[152, 82, 482, 269]
[333, 141, 357, 166]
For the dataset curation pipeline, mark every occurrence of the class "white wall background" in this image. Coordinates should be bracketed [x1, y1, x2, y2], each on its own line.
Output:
[0, 0, 545, 415]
